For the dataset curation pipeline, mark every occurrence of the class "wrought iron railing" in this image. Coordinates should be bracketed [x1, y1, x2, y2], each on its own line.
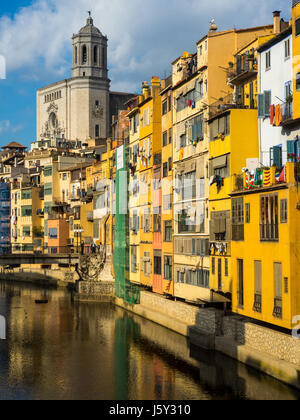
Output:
[273, 298, 282, 319]
[253, 293, 262, 313]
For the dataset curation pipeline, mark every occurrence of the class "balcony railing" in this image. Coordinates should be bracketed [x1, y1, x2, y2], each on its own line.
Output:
[281, 101, 293, 122]
[227, 55, 257, 85]
[260, 223, 279, 242]
[253, 293, 262, 313]
[273, 298, 282, 319]
[209, 93, 248, 119]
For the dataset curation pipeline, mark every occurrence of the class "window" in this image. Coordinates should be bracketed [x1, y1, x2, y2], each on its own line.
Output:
[284, 39, 290, 59]
[211, 115, 230, 139]
[280, 199, 287, 223]
[266, 51, 271, 70]
[164, 221, 172, 242]
[154, 255, 162, 275]
[270, 145, 282, 168]
[260, 194, 279, 241]
[168, 95, 172, 112]
[162, 100, 168, 115]
[144, 252, 152, 276]
[232, 198, 244, 241]
[177, 271, 185, 284]
[212, 257, 215, 275]
[21, 206, 32, 217]
[21, 189, 32, 200]
[164, 256, 172, 281]
[153, 208, 161, 232]
[296, 17, 300, 37]
[163, 162, 168, 178]
[168, 157, 172, 172]
[273, 262, 282, 319]
[180, 171, 196, 200]
[23, 226, 31, 237]
[44, 167, 52, 177]
[49, 228, 58, 239]
[264, 91, 271, 116]
[95, 125, 100, 138]
[163, 131, 168, 147]
[82, 45, 87, 64]
[254, 260, 262, 313]
[168, 128, 172, 144]
[191, 114, 204, 140]
[296, 73, 300, 91]
[178, 209, 196, 233]
[163, 195, 172, 212]
[131, 246, 137, 273]
[94, 46, 98, 64]
[225, 259, 228, 277]
[237, 259, 244, 308]
[131, 210, 139, 234]
[245, 203, 250, 224]
[210, 211, 230, 242]
[180, 134, 186, 148]
[144, 209, 151, 233]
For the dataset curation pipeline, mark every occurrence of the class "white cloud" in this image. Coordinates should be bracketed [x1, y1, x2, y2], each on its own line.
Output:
[0, 0, 290, 91]
[0, 120, 23, 134]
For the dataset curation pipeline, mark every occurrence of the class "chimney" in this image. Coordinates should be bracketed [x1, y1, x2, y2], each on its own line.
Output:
[273, 11, 281, 34]
[142, 81, 150, 100]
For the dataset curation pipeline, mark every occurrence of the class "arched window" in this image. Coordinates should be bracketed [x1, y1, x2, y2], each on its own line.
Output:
[102, 47, 106, 68]
[74, 46, 78, 64]
[94, 46, 98, 65]
[82, 45, 87, 64]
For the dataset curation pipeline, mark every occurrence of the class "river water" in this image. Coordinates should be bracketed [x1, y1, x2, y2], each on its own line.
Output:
[0, 281, 299, 400]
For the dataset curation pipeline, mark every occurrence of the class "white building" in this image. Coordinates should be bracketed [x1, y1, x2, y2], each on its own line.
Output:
[258, 27, 297, 167]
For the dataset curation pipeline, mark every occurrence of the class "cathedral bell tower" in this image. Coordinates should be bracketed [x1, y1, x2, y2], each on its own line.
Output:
[72, 12, 108, 79]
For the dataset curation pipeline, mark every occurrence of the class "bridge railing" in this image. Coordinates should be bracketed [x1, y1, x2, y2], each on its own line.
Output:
[3, 244, 105, 256]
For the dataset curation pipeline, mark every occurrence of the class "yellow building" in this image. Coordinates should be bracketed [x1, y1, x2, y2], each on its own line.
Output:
[11, 175, 44, 253]
[138, 77, 162, 289]
[231, 163, 300, 330]
[208, 109, 259, 301]
[127, 96, 142, 286]
[160, 77, 174, 296]
[292, 3, 300, 119]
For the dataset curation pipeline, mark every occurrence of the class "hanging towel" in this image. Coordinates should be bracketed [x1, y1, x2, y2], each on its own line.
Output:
[188, 100, 192, 107]
[270, 105, 275, 125]
[275, 104, 282, 127]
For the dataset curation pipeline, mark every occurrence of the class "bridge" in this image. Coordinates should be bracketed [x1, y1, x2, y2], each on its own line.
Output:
[0, 253, 80, 266]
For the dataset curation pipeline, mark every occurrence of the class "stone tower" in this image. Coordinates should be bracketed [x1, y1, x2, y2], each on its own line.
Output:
[72, 12, 108, 80]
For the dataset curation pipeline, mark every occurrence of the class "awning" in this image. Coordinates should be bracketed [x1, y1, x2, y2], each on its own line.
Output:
[213, 155, 227, 169]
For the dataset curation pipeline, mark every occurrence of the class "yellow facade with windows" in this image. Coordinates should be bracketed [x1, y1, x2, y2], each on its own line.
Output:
[209, 109, 259, 299]
[231, 163, 300, 330]
[292, 1, 300, 120]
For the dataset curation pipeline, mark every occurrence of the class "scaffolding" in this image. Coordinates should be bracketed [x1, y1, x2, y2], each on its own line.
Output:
[114, 145, 140, 304]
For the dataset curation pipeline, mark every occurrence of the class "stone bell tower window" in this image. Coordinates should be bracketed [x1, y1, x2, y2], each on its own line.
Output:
[82, 45, 87, 64]
[75, 46, 78, 64]
[94, 46, 98, 65]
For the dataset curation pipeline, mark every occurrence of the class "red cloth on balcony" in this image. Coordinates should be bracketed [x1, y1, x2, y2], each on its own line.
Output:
[275, 104, 282, 127]
[270, 104, 275, 125]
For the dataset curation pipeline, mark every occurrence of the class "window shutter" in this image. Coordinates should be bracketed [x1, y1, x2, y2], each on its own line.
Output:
[273, 146, 282, 168]
[274, 262, 282, 299]
[258, 94, 265, 118]
[287, 140, 296, 161]
[264, 91, 271, 117]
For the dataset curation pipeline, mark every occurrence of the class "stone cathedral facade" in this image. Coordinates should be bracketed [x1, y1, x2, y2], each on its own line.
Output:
[36, 14, 134, 144]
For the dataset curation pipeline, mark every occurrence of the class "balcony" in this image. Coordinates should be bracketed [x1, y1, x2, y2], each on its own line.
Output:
[210, 241, 231, 256]
[281, 101, 293, 123]
[227, 55, 257, 85]
[209, 93, 248, 120]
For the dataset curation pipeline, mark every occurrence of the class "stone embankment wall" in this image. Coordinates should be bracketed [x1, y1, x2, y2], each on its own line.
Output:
[76, 281, 114, 302]
[115, 290, 300, 390]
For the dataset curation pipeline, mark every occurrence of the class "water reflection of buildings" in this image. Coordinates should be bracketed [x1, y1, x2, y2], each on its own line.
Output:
[0, 282, 299, 400]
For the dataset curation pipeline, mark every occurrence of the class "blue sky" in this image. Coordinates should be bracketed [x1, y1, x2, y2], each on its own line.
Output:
[0, 0, 290, 148]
